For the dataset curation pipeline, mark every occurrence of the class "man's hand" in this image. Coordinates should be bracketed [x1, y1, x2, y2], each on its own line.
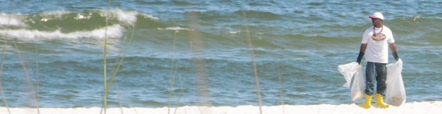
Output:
[357, 44, 367, 64]
[393, 51, 399, 61]
[356, 51, 364, 64]
[389, 43, 399, 61]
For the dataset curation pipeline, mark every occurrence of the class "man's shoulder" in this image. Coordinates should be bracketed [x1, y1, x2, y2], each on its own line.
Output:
[383, 25, 393, 33]
[364, 26, 373, 32]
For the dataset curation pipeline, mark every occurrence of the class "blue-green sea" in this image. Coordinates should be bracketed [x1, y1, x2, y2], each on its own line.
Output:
[0, 0, 441, 108]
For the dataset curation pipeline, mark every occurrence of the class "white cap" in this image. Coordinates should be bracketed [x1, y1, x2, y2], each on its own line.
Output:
[369, 12, 384, 20]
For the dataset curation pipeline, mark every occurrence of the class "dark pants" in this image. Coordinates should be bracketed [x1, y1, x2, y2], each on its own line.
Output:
[365, 62, 387, 96]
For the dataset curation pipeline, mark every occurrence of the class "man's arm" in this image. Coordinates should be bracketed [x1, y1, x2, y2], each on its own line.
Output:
[356, 44, 367, 64]
[389, 43, 399, 60]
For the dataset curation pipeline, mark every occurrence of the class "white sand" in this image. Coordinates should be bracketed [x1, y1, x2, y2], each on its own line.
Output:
[0, 101, 440, 114]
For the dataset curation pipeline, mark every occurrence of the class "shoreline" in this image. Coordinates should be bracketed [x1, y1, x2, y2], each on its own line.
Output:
[0, 101, 440, 114]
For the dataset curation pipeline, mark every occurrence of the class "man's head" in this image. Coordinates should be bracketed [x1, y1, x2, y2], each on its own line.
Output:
[369, 12, 384, 27]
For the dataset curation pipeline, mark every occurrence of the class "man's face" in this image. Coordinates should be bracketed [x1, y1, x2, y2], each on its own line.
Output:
[371, 18, 382, 26]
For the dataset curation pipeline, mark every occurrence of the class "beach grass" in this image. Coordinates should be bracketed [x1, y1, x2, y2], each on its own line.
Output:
[0, 42, 10, 114]
[2, 0, 41, 114]
[0, 1, 16, 114]
[102, 0, 140, 113]
[0, 19, 11, 114]
[102, 0, 111, 113]
[11, 21, 41, 114]
[242, 11, 263, 114]
[277, 61, 285, 113]
[168, 31, 179, 114]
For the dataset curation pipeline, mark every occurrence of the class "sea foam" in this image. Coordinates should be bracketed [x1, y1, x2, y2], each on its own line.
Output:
[0, 9, 161, 40]
[0, 13, 27, 27]
[0, 24, 125, 39]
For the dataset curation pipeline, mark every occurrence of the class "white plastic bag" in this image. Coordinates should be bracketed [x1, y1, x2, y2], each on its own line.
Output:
[386, 59, 406, 106]
[338, 62, 360, 88]
[350, 67, 365, 101]
[338, 62, 365, 101]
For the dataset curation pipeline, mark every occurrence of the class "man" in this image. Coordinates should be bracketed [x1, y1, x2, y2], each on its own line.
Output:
[356, 12, 399, 109]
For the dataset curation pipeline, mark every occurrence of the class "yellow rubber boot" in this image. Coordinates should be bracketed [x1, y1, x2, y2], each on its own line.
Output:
[375, 93, 389, 108]
[362, 94, 372, 109]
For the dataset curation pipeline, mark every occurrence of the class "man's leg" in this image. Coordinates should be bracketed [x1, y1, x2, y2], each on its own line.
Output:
[375, 63, 387, 95]
[363, 62, 376, 109]
[375, 63, 389, 108]
[365, 62, 376, 95]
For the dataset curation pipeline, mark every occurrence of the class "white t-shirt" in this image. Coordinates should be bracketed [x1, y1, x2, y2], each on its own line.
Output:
[361, 25, 395, 63]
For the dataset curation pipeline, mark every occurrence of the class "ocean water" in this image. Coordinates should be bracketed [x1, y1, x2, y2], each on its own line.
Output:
[0, 0, 441, 108]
